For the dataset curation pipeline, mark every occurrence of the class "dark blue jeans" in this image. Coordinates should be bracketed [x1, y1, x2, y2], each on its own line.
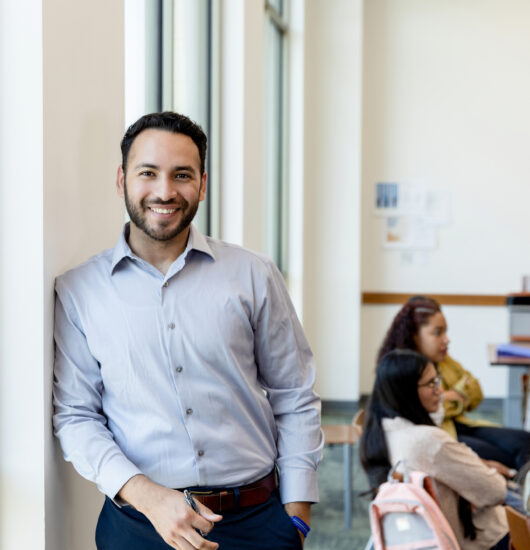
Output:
[454, 422, 530, 469]
[489, 533, 510, 550]
[95, 489, 303, 550]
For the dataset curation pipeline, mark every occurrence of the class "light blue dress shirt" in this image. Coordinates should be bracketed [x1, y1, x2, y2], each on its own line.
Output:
[53, 224, 323, 504]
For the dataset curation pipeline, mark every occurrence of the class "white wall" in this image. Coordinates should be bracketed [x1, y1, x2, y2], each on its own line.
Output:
[303, 0, 363, 401]
[0, 1, 44, 548]
[360, 0, 530, 395]
[1, 2, 124, 550]
[360, 304, 509, 397]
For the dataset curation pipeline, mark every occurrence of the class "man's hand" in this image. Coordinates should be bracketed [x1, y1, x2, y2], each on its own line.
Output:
[284, 501, 311, 547]
[118, 475, 222, 550]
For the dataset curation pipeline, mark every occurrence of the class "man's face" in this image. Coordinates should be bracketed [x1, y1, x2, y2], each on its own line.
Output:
[117, 129, 206, 242]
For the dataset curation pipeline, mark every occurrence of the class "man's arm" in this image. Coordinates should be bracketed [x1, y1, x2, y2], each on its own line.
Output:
[53, 284, 142, 497]
[284, 501, 311, 545]
[252, 259, 324, 506]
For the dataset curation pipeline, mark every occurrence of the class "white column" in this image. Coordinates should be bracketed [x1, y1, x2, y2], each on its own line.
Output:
[219, 0, 265, 252]
[303, 0, 363, 402]
[0, 0, 44, 547]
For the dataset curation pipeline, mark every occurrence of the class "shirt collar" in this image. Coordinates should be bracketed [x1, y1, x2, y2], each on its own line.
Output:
[187, 223, 215, 260]
[110, 222, 215, 275]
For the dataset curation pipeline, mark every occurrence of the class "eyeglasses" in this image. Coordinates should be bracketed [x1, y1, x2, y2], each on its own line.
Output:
[418, 376, 442, 390]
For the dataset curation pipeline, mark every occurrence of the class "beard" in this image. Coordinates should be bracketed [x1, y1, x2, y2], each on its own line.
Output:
[124, 183, 200, 242]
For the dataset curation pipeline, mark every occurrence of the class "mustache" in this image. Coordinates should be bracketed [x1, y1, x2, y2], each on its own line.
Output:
[142, 198, 189, 209]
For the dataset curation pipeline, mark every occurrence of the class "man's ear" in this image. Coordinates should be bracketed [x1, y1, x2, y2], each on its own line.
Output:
[116, 165, 125, 198]
[199, 172, 207, 202]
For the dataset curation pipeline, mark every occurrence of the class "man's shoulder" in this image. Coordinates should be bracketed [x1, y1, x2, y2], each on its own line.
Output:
[56, 247, 114, 292]
[205, 236, 277, 272]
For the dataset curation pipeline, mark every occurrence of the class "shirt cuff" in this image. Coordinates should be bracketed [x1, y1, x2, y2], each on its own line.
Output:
[278, 467, 319, 504]
[97, 454, 143, 506]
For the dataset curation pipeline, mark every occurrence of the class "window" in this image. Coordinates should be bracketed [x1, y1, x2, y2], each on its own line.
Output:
[126, 0, 217, 237]
[264, 0, 289, 272]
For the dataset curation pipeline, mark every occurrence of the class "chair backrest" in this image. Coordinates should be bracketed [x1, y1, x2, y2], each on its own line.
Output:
[505, 505, 530, 550]
[352, 408, 365, 432]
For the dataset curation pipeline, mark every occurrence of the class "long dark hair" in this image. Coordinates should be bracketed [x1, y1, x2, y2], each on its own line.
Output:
[360, 349, 434, 491]
[361, 348, 478, 540]
[377, 296, 441, 363]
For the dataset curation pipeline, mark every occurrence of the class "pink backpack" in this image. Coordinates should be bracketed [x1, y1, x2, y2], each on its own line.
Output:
[369, 463, 460, 550]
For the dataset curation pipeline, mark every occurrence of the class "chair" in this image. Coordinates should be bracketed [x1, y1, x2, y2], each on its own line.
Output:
[322, 408, 364, 529]
[505, 505, 530, 550]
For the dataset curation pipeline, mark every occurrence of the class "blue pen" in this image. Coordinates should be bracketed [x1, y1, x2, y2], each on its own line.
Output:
[183, 490, 207, 537]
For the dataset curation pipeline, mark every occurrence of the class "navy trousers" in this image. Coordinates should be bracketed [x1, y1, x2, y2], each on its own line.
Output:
[95, 489, 303, 550]
[454, 422, 530, 469]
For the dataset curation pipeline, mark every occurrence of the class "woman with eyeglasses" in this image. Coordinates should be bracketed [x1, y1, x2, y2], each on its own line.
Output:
[360, 349, 510, 550]
[377, 296, 530, 474]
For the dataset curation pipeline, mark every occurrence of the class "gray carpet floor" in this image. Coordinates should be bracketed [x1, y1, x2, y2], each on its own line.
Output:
[306, 401, 504, 550]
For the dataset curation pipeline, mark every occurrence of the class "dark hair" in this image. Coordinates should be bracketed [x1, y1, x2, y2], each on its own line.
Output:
[377, 296, 441, 363]
[120, 111, 208, 174]
[360, 347, 478, 540]
[360, 349, 434, 491]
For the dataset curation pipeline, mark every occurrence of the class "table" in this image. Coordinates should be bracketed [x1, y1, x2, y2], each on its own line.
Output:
[488, 344, 530, 429]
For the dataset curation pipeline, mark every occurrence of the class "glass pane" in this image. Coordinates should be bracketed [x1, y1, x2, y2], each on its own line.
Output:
[268, 0, 284, 17]
[170, 0, 211, 235]
[264, 18, 284, 269]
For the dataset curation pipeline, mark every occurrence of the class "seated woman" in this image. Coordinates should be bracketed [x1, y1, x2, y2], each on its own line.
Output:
[360, 349, 509, 550]
[377, 296, 530, 471]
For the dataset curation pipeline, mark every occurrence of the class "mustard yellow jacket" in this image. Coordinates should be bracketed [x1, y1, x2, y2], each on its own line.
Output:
[438, 355, 496, 439]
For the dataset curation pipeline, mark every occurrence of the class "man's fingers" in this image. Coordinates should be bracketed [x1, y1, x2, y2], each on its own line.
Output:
[193, 515, 214, 535]
[196, 501, 223, 523]
[180, 527, 219, 550]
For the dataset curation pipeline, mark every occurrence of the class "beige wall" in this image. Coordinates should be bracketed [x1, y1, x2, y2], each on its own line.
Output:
[43, 2, 125, 548]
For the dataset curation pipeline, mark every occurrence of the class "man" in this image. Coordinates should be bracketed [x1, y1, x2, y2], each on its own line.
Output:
[53, 112, 323, 550]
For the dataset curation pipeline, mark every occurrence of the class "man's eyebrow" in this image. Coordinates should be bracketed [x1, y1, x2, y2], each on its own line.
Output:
[172, 165, 197, 172]
[131, 163, 197, 172]
[133, 163, 159, 171]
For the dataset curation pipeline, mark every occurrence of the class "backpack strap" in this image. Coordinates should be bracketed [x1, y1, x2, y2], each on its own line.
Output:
[388, 460, 410, 483]
[409, 470, 441, 505]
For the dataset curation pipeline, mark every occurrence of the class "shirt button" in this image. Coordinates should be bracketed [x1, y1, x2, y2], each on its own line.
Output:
[176, 366, 183, 373]
[168, 323, 175, 329]
[186, 408, 193, 415]
[163, 282, 169, 287]
[198, 450, 205, 457]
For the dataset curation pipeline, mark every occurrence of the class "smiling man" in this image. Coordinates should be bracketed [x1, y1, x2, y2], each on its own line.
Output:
[53, 112, 323, 550]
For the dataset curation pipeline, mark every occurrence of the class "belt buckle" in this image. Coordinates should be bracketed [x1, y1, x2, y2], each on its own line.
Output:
[188, 489, 215, 496]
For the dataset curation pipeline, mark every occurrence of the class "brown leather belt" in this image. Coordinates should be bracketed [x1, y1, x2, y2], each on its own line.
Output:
[185, 470, 277, 514]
